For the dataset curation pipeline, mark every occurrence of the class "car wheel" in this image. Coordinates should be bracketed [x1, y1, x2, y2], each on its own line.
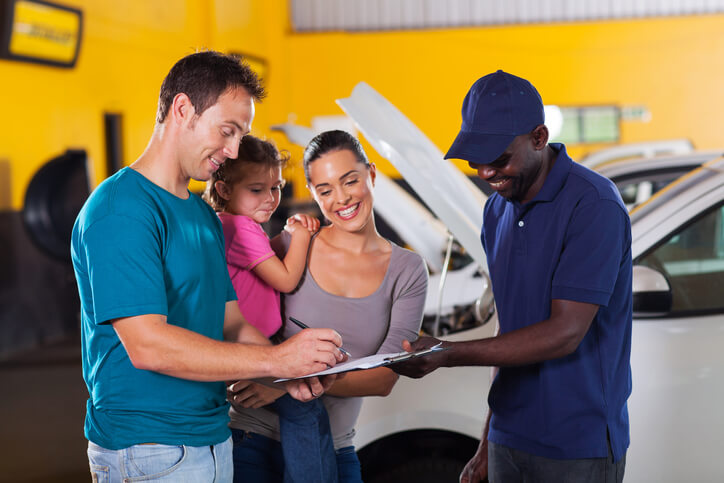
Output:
[367, 457, 481, 483]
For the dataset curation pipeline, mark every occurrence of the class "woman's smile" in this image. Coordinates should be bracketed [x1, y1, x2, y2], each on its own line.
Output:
[336, 203, 360, 220]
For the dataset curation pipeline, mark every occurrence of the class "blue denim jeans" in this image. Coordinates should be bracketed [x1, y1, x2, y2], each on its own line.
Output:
[334, 446, 363, 483]
[87, 436, 232, 482]
[273, 394, 338, 483]
[488, 440, 626, 483]
[231, 430, 362, 483]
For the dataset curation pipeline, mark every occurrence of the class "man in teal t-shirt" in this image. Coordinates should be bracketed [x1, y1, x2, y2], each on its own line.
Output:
[72, 51, 345, 482]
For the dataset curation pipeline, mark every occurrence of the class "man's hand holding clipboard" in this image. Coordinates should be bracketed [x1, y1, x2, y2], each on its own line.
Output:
[390, 336, 453, 379]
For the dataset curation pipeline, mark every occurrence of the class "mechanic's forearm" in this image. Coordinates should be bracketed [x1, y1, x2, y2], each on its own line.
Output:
[480, 366, 496, 443]
[445, 317, 587, 368]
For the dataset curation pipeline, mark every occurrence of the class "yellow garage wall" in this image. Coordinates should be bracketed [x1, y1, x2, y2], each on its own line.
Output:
[280, 13, 724, 186]
[2, 1, 723, 208]
[211, 1, 305, 193]
[0, 0, 215, 208]
[0, 0, 292, 207]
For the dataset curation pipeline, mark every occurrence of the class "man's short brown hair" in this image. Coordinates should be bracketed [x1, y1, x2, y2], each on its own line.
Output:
[156, 50, 265, 124]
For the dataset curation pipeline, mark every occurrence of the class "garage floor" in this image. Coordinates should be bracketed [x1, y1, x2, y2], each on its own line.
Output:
[0, 336, 88, 482]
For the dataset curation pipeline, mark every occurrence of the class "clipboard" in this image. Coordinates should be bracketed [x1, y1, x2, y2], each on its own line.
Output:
[274, 343, 447, 382]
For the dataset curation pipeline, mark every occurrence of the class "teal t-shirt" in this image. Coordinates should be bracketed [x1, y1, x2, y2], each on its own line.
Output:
[71, 167, 237, 449]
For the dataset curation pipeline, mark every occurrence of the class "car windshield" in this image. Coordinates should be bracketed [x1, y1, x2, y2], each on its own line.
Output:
[637, 200, 724, 314]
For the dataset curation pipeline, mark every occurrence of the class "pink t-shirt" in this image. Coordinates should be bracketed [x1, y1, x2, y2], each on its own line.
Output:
[218, 212, 281, 337]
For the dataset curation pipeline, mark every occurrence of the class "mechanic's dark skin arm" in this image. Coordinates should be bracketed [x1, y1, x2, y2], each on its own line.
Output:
[393, 299, 599, 378]
[459, 365, 496, 483]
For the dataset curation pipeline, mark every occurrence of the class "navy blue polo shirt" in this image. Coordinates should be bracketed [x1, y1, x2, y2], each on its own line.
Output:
[482, 143, 632, 462]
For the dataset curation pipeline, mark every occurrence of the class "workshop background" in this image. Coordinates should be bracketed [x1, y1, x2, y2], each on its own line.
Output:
[1, 1, 723, 481]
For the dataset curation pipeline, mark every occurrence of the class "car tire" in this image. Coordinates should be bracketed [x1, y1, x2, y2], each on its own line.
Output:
[23, 149, 90, 261]
[367, 457, 482, 483]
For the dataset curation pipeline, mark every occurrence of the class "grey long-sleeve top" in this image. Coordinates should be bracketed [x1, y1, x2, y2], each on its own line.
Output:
[229, 237, 428, 449]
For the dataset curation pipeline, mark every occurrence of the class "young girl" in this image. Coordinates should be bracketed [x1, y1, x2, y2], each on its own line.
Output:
[204, 135, 337, 483]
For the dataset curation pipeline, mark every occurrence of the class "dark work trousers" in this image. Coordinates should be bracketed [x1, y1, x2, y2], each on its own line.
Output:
[488, 438, 625, 483]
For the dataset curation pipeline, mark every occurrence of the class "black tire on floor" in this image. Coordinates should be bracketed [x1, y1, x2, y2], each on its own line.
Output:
[368, 457, 478, 483]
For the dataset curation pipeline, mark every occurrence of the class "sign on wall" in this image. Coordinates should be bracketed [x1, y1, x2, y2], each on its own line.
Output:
[0, 0, 82, 68]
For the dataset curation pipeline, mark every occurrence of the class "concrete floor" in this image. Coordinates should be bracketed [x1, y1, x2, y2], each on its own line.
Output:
[0, 336, 89, 482]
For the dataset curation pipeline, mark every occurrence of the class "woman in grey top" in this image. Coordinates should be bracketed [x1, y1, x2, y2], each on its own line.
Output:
[228, 130, 428, 482]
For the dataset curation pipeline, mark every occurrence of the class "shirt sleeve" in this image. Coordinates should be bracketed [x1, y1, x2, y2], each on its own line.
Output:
[225, 216, 275, 271]
[377, 251, 429, 354]
[551, 199, 630, 307]
[82, 214, 168, 324]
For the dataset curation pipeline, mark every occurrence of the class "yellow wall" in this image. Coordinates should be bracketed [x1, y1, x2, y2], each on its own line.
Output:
[2, 1, 723, 208]
[280, 14, 724, 183]
[0, 0, 218, 209]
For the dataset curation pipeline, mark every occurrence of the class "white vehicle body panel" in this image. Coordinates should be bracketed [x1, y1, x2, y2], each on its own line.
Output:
[628, 312, 724, 482]
[626, 159, 724, 482]
[595, 150, 722, 180]
[372, 172, 450, 273]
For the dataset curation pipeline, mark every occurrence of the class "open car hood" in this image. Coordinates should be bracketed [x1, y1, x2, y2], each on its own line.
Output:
[336, 82, 487, 265]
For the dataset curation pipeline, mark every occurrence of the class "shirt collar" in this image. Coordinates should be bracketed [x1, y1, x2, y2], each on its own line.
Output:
[529, 143, 572, 204]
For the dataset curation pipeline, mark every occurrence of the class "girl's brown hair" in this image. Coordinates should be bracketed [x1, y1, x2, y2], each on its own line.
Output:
[203, 135, 289, 211]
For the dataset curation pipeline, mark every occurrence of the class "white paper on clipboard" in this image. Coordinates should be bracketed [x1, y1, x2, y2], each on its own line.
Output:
[274, 343, 447, 382]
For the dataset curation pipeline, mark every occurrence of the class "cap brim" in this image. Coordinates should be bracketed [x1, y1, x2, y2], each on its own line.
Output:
[444, 130, 516, 165]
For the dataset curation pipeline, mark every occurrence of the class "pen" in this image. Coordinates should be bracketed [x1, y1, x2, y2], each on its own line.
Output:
[289, 317, 352, 358]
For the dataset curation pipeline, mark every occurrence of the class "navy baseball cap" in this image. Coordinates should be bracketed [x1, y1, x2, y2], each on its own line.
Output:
[445, 70, 544, 165]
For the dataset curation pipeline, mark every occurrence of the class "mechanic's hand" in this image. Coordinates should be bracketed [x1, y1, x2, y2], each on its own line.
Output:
[273, 328, 345, 379]
[390, 336, 449, 379]
[227, 380, 285, 410]
[459, 440, 488, 483]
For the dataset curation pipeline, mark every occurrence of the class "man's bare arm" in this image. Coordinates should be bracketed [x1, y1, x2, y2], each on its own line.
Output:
[113, 301, 343, 382]
[222, 300, 343, 401]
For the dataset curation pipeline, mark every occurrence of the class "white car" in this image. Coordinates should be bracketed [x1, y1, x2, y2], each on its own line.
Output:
[625, 157, 724, 482]
[578, 139, 694, 170]
[594, 150, 723, 210]
[332, 83, 724, 482]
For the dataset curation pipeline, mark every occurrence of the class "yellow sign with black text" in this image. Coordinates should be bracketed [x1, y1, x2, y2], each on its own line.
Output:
[3, 0, 81, 67]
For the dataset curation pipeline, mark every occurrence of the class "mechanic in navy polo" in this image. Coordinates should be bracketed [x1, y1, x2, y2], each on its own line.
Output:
[392, 70, 632, 483]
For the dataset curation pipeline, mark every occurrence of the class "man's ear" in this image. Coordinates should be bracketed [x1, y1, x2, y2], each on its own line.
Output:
[215, 180, 232, 201]
[171, 93, 195, 126]
[531, 124, 549, 150]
